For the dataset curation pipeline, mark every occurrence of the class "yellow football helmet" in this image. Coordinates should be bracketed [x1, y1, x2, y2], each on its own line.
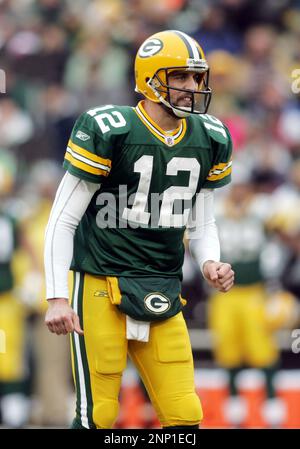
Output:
[135, 30, 212, 117]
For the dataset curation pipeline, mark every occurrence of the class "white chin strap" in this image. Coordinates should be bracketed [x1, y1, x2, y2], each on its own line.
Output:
[148, 79, 194, 117]
[158, 95, 192, 118]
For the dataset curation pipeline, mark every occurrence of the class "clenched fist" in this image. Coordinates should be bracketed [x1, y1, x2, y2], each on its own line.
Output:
[203, 260, 234, 293]
[45, 298, 84, 335]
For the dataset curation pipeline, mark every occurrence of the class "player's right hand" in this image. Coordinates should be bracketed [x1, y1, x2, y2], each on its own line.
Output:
[45, 298, 84, 336]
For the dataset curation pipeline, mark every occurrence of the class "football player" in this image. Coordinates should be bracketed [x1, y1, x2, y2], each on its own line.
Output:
[208, 167, 277, 425]
[44, 30, 234, 429]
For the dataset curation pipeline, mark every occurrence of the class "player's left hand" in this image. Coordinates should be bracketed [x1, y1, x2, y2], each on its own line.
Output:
[203, 260, 234, 293]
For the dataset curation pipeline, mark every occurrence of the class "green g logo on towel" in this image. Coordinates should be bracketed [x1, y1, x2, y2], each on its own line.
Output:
[144, 293, 171, 314]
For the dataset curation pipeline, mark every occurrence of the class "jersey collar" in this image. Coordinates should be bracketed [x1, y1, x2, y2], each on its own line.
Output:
[134, 101, 187, 147]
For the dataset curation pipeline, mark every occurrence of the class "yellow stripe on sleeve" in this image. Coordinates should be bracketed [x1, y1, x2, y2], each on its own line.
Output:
[209, 160, 231, 172]
[206, 166, 232, 181]
[207, 158, 232, 177]
[64, 152, 109, 177]
[68, 140, 112, 168]
[209, 159, 232, 174]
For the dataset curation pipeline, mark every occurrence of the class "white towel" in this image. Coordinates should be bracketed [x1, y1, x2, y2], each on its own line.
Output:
[126, 316, 150, 342]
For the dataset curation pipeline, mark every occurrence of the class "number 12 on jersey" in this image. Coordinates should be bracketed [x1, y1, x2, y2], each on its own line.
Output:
[122, 155, 200, 227]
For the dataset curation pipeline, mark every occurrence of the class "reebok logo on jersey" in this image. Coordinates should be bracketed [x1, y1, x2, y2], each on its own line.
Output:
[76, 130, 91, 141]
[144, 293, 171, 314]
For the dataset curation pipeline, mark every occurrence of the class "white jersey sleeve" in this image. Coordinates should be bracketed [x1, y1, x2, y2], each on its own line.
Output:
[186, 189, 220, 275]
[44, 172, 100, 299]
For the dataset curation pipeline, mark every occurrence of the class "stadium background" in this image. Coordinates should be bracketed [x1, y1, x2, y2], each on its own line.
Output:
[0, 0, 300, 429]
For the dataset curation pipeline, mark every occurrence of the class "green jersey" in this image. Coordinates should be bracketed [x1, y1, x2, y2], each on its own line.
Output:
[63, 101, 232, 279]
[0, 210, 17, 293]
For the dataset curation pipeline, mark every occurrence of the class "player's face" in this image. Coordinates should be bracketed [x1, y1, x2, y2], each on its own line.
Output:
[167, 70, 204, 109]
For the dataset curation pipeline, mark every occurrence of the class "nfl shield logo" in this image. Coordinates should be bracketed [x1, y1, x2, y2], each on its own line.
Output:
[165, 136, 175, 146]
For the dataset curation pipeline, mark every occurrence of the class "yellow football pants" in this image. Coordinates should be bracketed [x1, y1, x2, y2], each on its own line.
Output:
[70, 272, 202, 429]
[208, 283, 279, 368]
[0, 291, 26, 382]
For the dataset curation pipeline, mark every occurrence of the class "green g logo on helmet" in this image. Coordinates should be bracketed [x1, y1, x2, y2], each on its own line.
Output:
[144, 293, 171, 314]
[138, 38, 163, 58]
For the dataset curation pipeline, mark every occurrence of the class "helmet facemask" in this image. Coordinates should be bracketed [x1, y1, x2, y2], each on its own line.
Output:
[148, 66, 212, 118]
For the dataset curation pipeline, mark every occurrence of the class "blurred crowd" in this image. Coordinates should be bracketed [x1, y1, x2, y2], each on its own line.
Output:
[0, 0, 300, 429]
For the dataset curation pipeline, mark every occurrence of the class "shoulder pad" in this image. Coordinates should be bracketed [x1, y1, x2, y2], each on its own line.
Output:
[197, 113, 230, 145]
[80, 105, 133, 141]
